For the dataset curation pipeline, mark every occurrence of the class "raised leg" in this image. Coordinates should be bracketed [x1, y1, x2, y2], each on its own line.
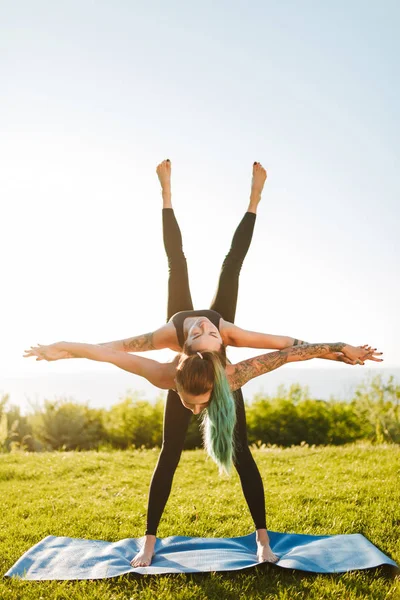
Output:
[209, 162, 266, 322]
[158, 159, 194, 320]
[163, 208, 194, 319]
[209, 211, 256, 322]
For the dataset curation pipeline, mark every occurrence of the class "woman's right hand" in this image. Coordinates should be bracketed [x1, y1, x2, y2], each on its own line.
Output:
[342, 344, 383, 365]
[23, 342, 75, 361]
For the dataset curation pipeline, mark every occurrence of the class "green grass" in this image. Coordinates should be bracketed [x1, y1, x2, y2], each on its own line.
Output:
[1, 443, 399, 599]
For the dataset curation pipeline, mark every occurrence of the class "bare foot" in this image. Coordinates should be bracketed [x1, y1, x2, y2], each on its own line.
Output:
[257, 540, 279, 563]
[130, 535, 156, 567]
[156, 159, 172, 208]
[248, 161, 267, 213]
[256, 528, 278, 563]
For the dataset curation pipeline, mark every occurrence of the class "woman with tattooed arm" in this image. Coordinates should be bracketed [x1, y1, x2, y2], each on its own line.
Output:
[24, 160, 382, 566]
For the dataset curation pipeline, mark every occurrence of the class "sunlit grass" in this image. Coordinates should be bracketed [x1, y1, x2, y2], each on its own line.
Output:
[0, 443, 399, 599]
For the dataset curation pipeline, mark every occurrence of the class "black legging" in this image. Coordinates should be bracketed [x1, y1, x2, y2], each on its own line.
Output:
[145, 208, 267, 535]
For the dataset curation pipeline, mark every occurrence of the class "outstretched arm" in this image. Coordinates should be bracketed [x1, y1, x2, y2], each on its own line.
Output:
[224, 324, 364, 364]
[24, 342, 174, 389]
[227, 342, 383, 390]
[96, 326, 172, 352]
[224, 323, 305, 349]
[33, 326, 175, 360]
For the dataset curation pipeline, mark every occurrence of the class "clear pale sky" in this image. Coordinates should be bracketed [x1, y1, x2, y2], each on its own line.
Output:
[1, 0, 399, 381]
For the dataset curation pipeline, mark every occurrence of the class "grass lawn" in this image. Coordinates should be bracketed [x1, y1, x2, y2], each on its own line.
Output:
[0, 443, 399, 599]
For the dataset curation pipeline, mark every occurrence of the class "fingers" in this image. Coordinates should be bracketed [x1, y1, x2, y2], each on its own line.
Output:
[23, 346, 47, 360]
[23, 350, 36, 357]
[359, 347, 383, 361]
[342, 357, 359, 365]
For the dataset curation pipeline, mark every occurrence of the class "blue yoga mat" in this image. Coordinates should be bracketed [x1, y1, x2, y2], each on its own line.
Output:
[5, 531, 398, 580]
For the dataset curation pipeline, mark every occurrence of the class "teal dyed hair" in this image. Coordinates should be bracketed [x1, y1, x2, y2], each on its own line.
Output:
[200, 353, 237, 476]
[175, 348, 237, 475]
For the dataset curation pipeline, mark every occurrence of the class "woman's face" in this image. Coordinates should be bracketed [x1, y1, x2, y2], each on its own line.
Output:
[186, 317, 223, 352]
[178, 389, 211, 414]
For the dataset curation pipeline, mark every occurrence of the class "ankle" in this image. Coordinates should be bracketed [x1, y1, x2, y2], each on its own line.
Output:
[256, 528, 269, 544]
[247, 202, 259, 214]
[162, 190, 172, 208]
[144, 534, 156, 546]
[248, 194, 261, 213]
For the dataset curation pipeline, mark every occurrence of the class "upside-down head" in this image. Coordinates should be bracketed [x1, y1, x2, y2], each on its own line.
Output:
[184, 317, 224, 353]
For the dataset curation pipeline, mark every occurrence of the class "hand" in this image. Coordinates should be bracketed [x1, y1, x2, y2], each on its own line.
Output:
[23, 342, 74, 361]
[342, 344, 383, 365]
[328, 352, 359, 365]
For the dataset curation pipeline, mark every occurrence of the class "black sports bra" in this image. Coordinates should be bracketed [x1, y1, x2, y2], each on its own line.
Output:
[169, 309, 222, 349]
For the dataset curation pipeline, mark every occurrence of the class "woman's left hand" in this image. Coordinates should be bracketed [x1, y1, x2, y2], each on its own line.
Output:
[23, 343, 74, 361]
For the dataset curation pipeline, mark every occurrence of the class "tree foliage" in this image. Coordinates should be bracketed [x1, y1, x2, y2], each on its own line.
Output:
[1, 374, 398, 452]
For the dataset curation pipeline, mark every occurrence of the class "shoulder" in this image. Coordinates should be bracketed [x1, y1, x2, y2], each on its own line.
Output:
[219, 320, 238, 345]
[154, 323, 181, 349]
[159, 360, 178, 389]
[225, 362, 244, 391]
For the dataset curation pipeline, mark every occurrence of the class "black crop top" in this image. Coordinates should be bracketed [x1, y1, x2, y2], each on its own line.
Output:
[169, 309, 222, 349]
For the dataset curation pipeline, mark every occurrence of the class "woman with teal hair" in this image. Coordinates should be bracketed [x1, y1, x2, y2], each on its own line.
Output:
[25, 159, 382, 566]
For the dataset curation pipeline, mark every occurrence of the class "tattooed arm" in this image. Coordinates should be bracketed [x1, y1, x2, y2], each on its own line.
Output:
[25, 326, 176, 362]
[25, 341, 175, 389]
[227, 342, 379, 391]
[221, 323, 350, 363]
[98, 332, 157, 352]
[96, 325, 173, 352]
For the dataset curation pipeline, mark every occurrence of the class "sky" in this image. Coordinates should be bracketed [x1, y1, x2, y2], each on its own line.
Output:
[1, 0, 399, 388]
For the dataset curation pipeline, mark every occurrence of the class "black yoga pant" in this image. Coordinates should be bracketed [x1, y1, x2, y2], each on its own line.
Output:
[145, 208, 267, 535]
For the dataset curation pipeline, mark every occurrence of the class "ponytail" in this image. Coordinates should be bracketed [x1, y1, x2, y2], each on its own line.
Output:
[201, 353, 237, 475]
[176, 348, 236, 475]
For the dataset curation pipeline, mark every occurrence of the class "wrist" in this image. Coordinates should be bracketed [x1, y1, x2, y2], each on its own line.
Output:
[99, 341, 116, 350]
[329, 342, 346, 353]
[57, 341, 69, 351]
[323, 352, 341, 361]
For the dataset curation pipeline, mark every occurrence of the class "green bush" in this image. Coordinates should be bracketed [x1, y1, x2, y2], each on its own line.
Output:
[246, 377, 400, 447]
[0, 395, 36, 452]
[2, 374, 399, 452]
[352, 374, 400, 443]
[102, 394, 164, 448]
[29, 400, 105, 450]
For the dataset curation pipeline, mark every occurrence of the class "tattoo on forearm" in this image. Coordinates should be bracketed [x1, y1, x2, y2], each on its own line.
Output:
[122, 332, 156, 352]
[285, 343, 345, 365]
[229, 342, 346, 390]
[229, 352, 288, 390]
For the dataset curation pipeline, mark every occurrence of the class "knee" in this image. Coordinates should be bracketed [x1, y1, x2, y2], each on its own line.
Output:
[168, 255, 187, 270]
[233, 445, 257, 472]
[222, 253, 243, 274]
[157, 441, 183, 470]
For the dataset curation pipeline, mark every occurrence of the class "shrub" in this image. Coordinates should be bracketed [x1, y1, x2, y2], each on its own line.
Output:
[102, 394, 164, 448]
[29, 399, 105, 450]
